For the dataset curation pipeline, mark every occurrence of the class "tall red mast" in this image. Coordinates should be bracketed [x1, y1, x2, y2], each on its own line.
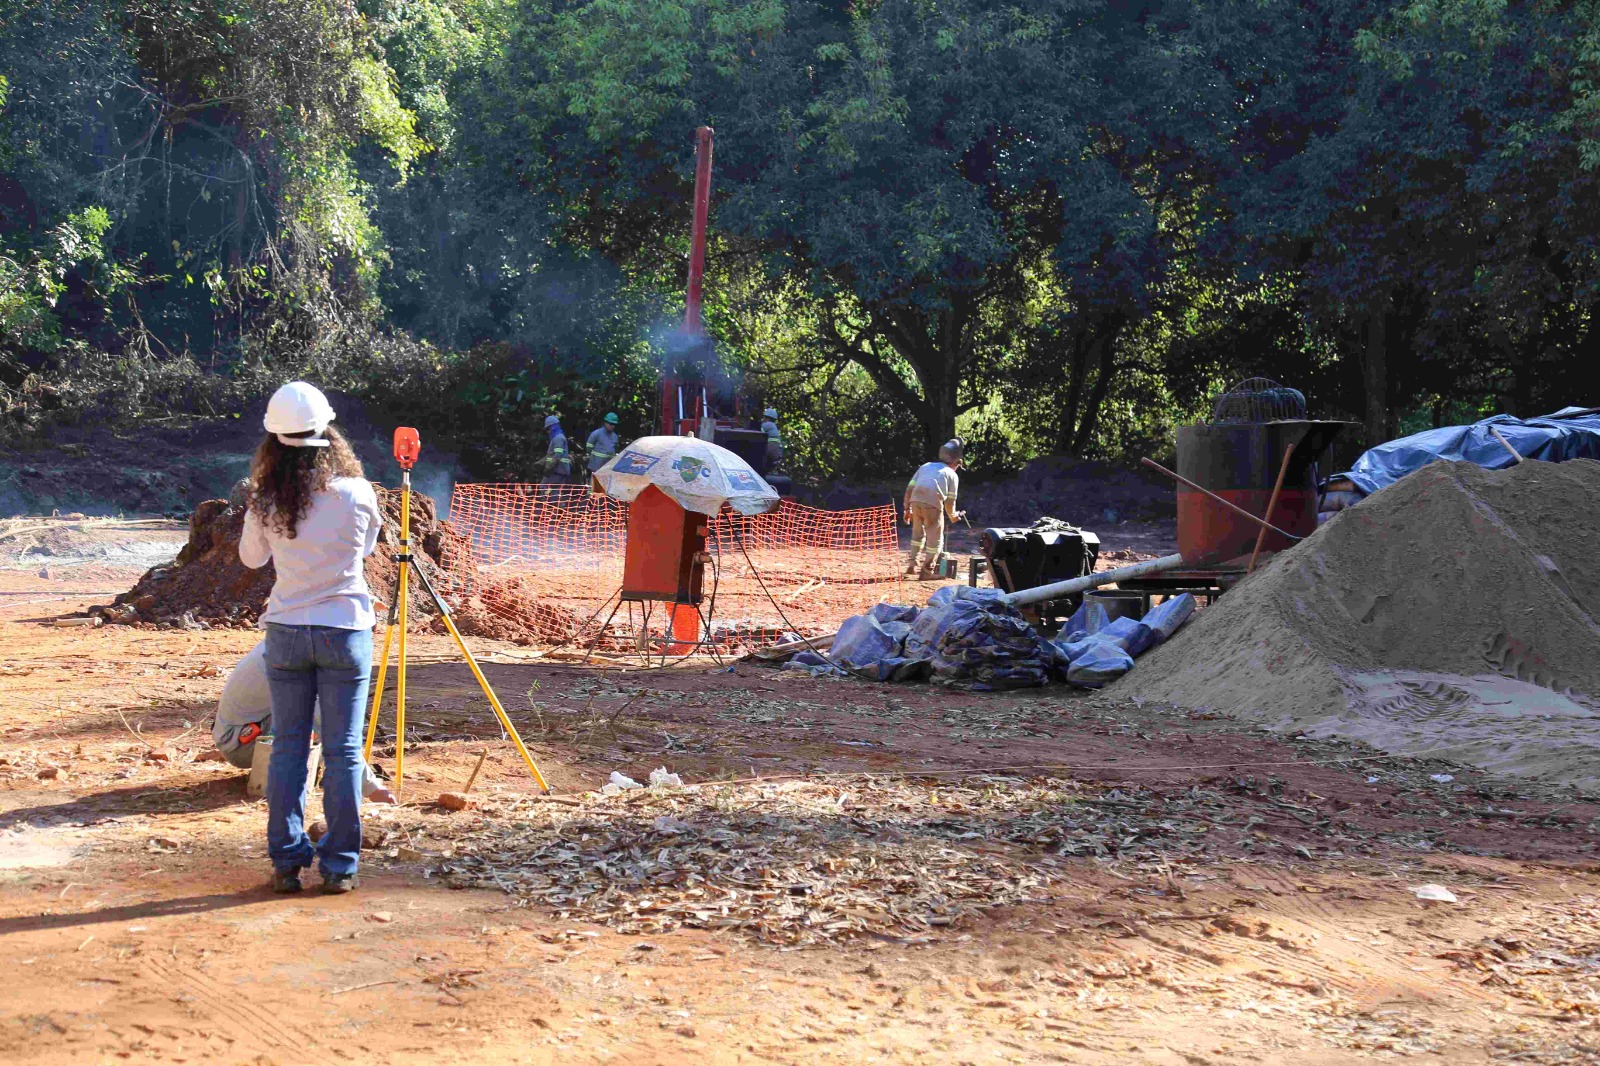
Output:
[684, 126, 714, 334]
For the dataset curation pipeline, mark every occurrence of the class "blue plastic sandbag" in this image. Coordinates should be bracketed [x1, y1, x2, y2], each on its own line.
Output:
[925, 584, 1009, 610]
[831, 614, 903, 669]
[853, 655, 930, 682]
[879, 620, 912, 645]
[1062, 601, 1087, 637]
[908, 587, 1054, 689]
[782, 661, 846, 677]
[868, 603, 919, 625]
[1097, 616, 1155, 658]
[1062, 639, 1134, 687]
[1140, 593, 1196, 645]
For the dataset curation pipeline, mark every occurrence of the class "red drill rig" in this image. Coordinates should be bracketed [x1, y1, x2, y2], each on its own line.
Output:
[658, 126, 789, 494]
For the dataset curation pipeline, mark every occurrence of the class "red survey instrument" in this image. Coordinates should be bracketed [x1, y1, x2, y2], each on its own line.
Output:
[392, 426, 421, 470]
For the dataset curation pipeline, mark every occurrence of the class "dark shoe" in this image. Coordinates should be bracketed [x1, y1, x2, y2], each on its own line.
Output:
[271, 868, 303, 894]
[321, 873, 359, 894]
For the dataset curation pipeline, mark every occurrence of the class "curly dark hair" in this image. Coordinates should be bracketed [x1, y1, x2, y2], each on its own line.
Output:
[247, 425, 364, 538]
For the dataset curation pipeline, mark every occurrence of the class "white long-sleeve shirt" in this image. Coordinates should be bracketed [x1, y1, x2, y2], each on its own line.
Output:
[905, 461, 959, 515]
[239, 477, 382, 629]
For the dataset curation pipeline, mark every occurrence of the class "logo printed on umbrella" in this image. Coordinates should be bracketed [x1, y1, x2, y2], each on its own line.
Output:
[673, 456, 712, 482]
[612, 451, 660, 475]
[726, 469, 762, 492]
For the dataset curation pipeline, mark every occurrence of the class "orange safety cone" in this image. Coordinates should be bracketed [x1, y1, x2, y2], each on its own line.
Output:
[668, 602, 700, 656]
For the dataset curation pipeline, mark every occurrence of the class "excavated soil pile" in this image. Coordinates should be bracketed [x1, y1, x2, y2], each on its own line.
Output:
[444, 575, 581, 646]
[1115, 459, 1600, 788]
[97, 487, 471, 629]
[96, 485, 580, 645]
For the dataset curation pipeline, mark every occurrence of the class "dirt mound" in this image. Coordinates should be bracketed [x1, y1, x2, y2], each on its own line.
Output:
[98, 487, 473, 628]
[1114, 459, 1600, 787]
[438, 576, 582, 646]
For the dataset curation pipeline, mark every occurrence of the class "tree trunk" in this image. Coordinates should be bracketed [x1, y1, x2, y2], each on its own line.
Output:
[1053, 332, 1089, 454]
[1070, 318, 1126, 455]
[921, 377, 960, 454]
[870, 305, 965, 456]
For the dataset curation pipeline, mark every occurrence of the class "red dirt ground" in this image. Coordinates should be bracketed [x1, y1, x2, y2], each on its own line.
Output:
[2, 560, 1599, 1064]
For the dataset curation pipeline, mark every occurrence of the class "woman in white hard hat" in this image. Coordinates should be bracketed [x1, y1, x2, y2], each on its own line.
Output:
[240, 382, 381, 894]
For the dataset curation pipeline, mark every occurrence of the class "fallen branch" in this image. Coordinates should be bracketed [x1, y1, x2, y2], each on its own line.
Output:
[116, 707, 161, 750]
[330, 980, 398, 996]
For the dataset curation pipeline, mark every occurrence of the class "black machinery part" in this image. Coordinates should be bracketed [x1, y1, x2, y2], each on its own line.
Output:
[979, 524, 1101, 621]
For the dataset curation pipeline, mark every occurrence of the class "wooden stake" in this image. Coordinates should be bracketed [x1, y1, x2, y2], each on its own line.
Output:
[1248, 441, 1299, 575]
[462, 750, 489, 794]
[1490, 426, 1524, 464]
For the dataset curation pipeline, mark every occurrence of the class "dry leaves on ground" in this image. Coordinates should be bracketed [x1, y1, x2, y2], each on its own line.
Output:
[406, 777, 1242, 946]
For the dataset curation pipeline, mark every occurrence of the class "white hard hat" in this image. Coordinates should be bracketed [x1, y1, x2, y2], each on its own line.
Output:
[544, 414, 561, 429]
[263, 382, 335, 448]
[763, 407, 778, 419]
[938, 438, 965, 464]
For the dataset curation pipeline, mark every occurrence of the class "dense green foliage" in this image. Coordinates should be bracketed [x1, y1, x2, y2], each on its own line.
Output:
[3, 0, 1598, 477]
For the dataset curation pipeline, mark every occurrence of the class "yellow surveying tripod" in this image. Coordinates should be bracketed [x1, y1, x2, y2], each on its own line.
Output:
[363, 427, 551, 795]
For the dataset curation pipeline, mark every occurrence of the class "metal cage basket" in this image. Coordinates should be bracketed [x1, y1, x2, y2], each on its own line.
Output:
[1208, 377, 1307, 424]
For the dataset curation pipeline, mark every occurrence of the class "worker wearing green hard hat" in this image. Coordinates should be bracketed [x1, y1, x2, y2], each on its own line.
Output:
[587, 413, 622, 474]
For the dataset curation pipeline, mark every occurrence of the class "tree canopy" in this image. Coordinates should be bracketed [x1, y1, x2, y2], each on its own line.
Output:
[4, 0, 1598, 474]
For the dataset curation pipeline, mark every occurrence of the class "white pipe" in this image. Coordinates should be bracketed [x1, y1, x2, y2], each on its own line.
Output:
[1002, 553, 1187, 608]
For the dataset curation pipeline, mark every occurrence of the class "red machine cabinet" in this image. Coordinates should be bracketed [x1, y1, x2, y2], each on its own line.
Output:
[621, 485, 706, 605]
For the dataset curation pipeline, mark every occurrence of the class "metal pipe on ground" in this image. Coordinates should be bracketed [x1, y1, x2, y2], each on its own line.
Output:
[1001, 553, 1186, 609]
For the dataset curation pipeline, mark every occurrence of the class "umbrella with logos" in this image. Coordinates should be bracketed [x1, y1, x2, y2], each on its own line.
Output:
[591, 435, 780, 515]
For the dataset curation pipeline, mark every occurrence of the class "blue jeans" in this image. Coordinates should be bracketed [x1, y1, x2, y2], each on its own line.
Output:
[263, 624, 372, 878]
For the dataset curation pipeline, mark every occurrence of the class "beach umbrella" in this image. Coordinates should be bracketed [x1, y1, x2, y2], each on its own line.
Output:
[592, 435, 780, 516]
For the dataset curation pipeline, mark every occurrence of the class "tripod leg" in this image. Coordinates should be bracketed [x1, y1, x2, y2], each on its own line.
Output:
[363, 622, 394, 763]
[364, 569, 404, 764]
[583, 594, 624, 664]
[395, 558, 408, 792]
[696, 603, 724, 666]
[412, 564, 552, 793]
[394, 480, 414, 794]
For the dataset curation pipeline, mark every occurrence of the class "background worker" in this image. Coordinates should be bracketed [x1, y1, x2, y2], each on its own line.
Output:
[760, 407, 783, 469]
[903, 438, 966, 579]
[241, 381, 381, 895]
[586, 412, 621, 475]
[541, 414, 572, 482]
[213, 643, 395, 804]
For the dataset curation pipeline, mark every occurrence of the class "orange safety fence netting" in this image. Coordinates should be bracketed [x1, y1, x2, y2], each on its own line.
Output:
[428, 484, 912, 653]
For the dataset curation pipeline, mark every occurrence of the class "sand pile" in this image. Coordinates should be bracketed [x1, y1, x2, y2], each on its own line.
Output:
[97, 487, 473, 628]
[1115, 459, 1600, 788]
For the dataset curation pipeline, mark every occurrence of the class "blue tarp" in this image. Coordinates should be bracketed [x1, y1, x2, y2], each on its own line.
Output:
[1332, 407, 1600, 497]
[802, 589, 1197, 691]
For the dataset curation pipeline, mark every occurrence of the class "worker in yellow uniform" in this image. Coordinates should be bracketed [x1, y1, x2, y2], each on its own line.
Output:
[903, 438, 966, 579]
[759, 407, 783, 470]
[586, 413, 621, 475]
[541, 414, 572, 482]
